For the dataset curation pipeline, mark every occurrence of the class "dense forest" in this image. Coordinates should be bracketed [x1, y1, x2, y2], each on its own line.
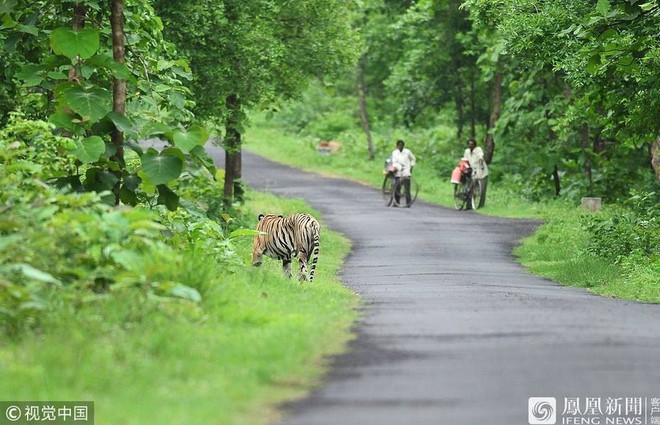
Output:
[268, 0, 659, 202]
[2, 0, 658, 206]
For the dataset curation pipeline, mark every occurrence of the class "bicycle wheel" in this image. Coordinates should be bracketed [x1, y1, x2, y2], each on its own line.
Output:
[453, 182, 468, 210]
[382, 174, 395, 206]
[471, 179, 483, 210]
[392, 176, 419, 207]
[408, 176, 420, 206]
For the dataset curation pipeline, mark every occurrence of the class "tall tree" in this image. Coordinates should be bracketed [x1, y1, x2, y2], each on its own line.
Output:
[483, 72, 501, 164]
[1, 0, 207, 209]
[155, 0, 359, 205]
[372, 0, 493, 143]
[356, 56, 375, 161]
[463, 0, 659, 198]
[110, 0, 126, 203]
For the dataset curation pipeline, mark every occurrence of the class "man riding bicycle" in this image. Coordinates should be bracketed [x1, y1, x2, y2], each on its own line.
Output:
[390, 139, 416, 207]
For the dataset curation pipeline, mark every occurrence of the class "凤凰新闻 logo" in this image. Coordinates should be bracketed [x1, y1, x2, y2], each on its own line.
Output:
[529, 397, 557, 424]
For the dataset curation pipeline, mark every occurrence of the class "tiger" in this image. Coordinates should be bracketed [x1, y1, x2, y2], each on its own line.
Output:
[252, 213, 320, 282]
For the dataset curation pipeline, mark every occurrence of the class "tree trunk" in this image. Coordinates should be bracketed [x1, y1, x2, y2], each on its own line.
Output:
[223, 94, 242, 207]
[552, 165, 561, 197]
[484, 72, 502, 164]
[581, 123, 593, 196]
[73, 3, 85, 29]
[469, 70, 476, 139]
[234, 150, 243, 203]
[650, 137, 660, 180]
[549, 121, 560, 197]
[543, 77, 559, 197]
[110, 0, 126, 204]
[593, 128, 605, 154]
[455, 76, 464, 140]
[67, 4, 86, 84]
[356, 57, 374, 161]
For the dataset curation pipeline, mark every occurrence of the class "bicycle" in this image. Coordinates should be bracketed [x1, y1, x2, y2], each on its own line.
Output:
[452, 168, 482, 210]
[382, 160, 419, 207]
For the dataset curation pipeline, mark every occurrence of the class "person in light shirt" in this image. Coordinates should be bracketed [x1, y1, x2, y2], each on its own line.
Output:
[463, 138, 488, 208]
[391, 139, 416, 207]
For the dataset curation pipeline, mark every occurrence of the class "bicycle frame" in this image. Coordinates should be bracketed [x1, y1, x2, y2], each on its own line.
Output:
[383, 171, 419, 207]
[453, 172, 477, 210]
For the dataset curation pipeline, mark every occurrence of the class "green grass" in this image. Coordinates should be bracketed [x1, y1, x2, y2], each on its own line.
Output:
[244, 115, 659, 303]
[514, 203, 660, 303]
[0, 191, 358, 425]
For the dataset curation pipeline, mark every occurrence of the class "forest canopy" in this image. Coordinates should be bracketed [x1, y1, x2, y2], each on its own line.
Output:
[1, 0, 658, 205]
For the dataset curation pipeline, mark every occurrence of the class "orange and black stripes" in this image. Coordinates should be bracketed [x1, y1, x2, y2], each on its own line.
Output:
[252, 213, 321, 282]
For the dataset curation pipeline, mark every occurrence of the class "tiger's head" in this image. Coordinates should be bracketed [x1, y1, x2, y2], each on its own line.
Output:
[252, 213, 283, 266]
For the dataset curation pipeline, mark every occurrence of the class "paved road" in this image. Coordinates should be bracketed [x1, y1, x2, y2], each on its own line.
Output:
[210, 148, 660, 425]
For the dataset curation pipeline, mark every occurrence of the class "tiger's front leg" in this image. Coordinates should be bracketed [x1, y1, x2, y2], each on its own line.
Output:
[282, 259, 293, 278]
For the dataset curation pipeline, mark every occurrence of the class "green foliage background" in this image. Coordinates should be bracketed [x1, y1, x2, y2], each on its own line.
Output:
[270, 0, 659, 203]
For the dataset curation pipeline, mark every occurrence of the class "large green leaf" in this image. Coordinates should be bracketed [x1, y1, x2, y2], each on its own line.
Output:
[70, 136, 105, 163]
[161, 147, 185, 163]
[191, 145, 217, 175]
[107, 112, 139, 140]
[86, 53, 132, 79]
[119, 185, 138, 205]
[49, 110, 78, 132]
[595, 0, 611, 15]
[84, 167, 119, 193]
[640, 2, 656, 12]
[17, 23, 38, 36]
[50, 27, 99, 59]
[168, 283, 202, 303]
[141, 149, 183, 185]
[0, 0, 18, 14]
[63, 86, 111, 123]
[16, 64, 45, 87]
[123, 174, 141, 191]
[157, 184, 180, 211]
[0, 263, 61, 285]
[19, 264, 60, 284]
[142, 122, 173, 139]
[172, 125, 210, 153]
[1, 14, 17, 30]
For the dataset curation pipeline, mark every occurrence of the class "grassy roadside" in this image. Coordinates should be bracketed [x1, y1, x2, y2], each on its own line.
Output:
[244, 115, 659, 303]
[513, 202, 659, 302]
[0, 190, 358, 425]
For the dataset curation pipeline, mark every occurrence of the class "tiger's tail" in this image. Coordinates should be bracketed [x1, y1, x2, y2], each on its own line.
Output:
[308, 228, 320, 282]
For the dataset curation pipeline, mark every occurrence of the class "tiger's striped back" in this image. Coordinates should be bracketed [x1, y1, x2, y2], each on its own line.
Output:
[252, 213, 320, 282]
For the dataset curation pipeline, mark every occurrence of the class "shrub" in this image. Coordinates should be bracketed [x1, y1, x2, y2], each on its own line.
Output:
[0, 113, 77, 180]
[582, 190, 660, 262]
[0, 117, 253, 336]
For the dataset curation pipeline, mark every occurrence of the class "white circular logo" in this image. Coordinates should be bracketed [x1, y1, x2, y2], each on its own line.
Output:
[5, 405, 22, 422]
[529, 397, 557, 424]
[532, 401, 554, 421]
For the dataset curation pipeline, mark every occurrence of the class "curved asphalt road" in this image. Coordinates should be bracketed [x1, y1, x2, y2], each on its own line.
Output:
[210, 148, 660, 425]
